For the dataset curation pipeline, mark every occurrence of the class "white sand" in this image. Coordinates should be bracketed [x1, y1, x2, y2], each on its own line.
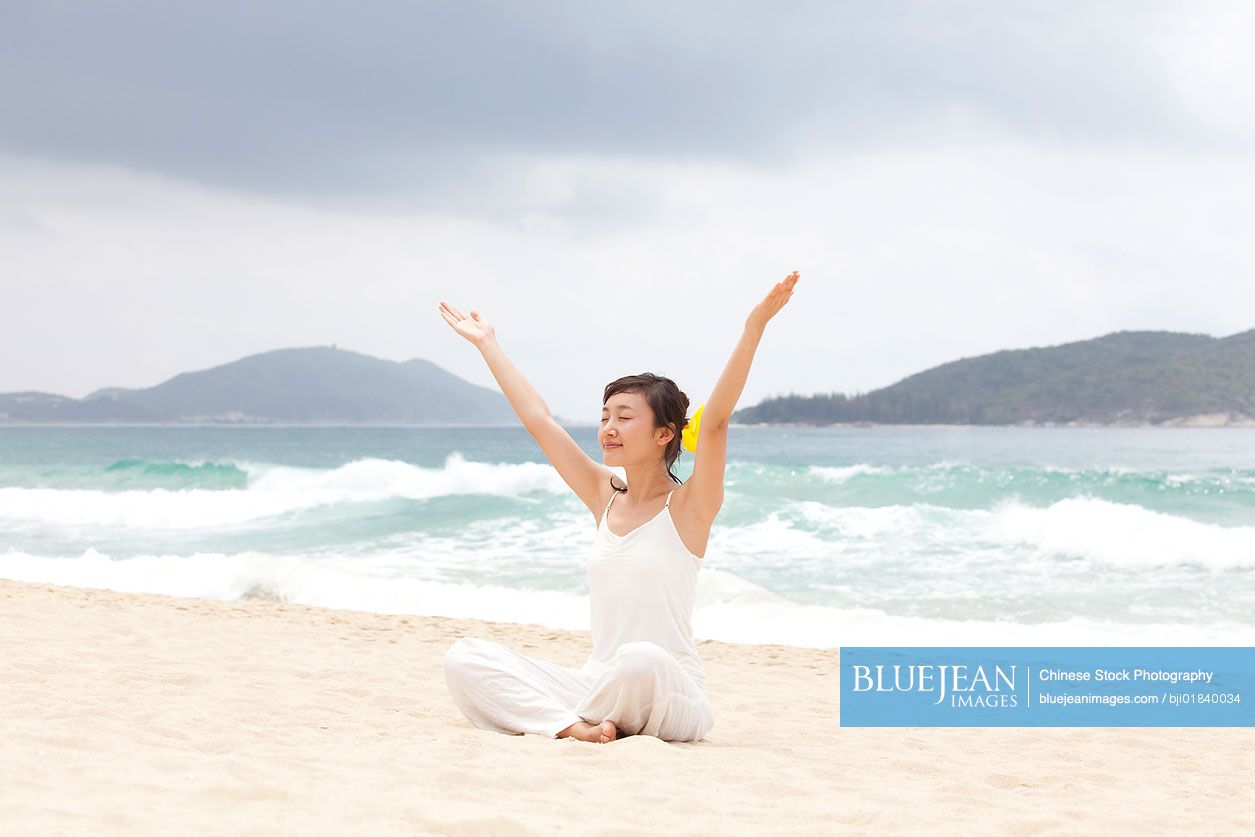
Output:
[2, 578, 1252, 835]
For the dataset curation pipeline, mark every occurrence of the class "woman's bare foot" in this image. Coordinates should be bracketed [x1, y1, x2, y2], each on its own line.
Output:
[557, 720, 619, 743]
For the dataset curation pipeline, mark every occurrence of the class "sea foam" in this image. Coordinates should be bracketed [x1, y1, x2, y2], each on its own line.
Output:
[2, 548, 1250, 648]
[0, 453, 567, 529]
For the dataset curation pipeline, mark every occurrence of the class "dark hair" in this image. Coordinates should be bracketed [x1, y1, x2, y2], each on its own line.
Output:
[603, 373, 690, 488]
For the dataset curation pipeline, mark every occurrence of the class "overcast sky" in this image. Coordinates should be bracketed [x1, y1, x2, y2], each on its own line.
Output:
[3, 1, 1253, 420]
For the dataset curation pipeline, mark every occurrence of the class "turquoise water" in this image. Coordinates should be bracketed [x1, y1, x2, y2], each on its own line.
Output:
[2, 425, 1252, 646]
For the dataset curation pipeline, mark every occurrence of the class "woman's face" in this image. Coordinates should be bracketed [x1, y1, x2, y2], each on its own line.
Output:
[599, 391, 671, 464]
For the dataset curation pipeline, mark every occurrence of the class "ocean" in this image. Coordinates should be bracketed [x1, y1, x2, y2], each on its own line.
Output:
[2, 425, 1252, 647]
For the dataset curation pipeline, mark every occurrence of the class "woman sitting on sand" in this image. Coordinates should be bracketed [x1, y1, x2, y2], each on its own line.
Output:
[437, 270, 799, 743]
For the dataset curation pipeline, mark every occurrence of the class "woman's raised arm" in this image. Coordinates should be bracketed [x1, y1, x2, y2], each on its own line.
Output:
[437, 300, 612, 516]
[685, 271, 799, 519]
[438, 301, 553, 424]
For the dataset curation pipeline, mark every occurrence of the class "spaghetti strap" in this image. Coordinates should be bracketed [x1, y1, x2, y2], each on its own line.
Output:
[665, 490, 675, 508]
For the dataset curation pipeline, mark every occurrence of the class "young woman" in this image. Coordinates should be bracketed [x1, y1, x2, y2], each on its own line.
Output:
[437, 270, 799, 743]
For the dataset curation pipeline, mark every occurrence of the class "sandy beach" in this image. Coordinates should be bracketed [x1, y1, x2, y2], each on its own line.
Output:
[2, 578, 1252, 835]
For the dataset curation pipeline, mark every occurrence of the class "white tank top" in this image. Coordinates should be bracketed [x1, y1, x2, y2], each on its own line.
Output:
[585, 486, 706, 689]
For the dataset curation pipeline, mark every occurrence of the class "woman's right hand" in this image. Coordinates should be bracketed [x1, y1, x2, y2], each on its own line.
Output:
[438, 301, 497, 347]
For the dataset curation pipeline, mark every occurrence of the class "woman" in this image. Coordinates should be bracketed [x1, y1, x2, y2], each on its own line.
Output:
[437, 270, 799, 743]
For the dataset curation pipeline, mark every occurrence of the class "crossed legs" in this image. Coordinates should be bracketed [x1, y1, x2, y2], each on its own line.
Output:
[443, 638, 713, 743]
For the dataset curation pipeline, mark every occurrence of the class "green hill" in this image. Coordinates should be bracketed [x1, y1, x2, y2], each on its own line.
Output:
[0, 346, 516, 424]
[733, 329, 1255, 426]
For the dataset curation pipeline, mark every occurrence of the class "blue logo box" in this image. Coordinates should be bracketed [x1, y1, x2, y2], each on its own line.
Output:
[839, 647, 1254, 727]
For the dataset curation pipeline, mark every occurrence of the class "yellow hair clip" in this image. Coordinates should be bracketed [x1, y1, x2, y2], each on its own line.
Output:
[681, 403, 704, 453]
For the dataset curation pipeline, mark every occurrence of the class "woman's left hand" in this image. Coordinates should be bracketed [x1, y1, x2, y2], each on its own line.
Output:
[746, 270, 800, 331]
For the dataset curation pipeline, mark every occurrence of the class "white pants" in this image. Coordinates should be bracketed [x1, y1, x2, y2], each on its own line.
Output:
[443, 637, 714, 742]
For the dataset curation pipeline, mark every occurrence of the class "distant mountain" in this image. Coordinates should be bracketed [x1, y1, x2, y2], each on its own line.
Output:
[733, 329, 1255, 427]
[0, 347, 517, 424]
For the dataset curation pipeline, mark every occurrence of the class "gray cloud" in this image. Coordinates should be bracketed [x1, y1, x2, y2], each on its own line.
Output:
[0, 1, 1218, 199]
[4, 2, 1253, 415]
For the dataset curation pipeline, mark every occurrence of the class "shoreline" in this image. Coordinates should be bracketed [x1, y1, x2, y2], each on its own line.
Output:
[4, 577, 1253, 833]
[5, 569, 1250, 650]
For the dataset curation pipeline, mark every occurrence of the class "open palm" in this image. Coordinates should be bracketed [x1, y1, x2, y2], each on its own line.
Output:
[746, 270, 799, 330]
[438, 301, 496, 346]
